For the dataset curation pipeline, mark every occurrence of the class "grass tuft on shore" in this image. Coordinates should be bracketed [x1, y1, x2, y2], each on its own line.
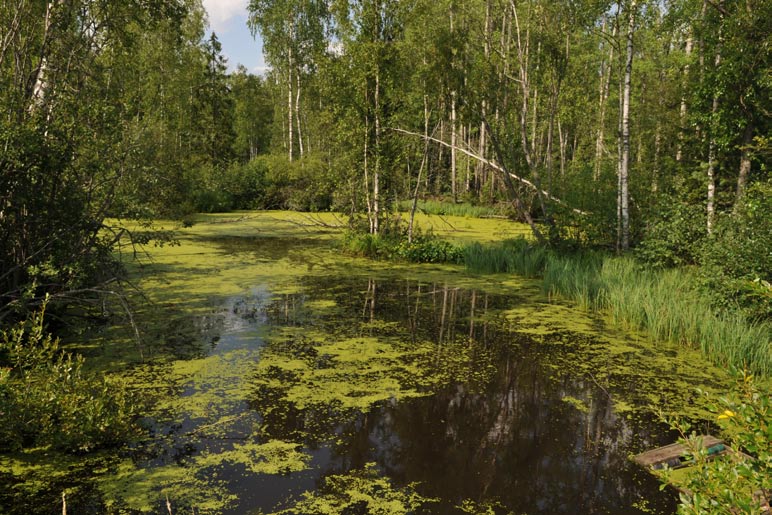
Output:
[464, 238, 771, 375]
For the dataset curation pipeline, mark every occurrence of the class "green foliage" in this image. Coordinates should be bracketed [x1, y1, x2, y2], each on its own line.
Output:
[341, 221, 463, 264]
[636, 198, 707, 268]
[231, 67, 275, 161]
[698, 182, 772, 321]
[663, 374, 772, 515]
[638, 182, 772, 321]
[0, 303, 136, 453]
[463, 238, 549, 277]
[395, 236, 463, 264]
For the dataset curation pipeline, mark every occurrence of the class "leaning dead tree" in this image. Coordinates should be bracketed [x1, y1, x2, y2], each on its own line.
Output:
[391, 127, 589, 245]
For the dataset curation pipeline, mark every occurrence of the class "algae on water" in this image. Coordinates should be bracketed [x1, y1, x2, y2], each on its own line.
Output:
[1, 212, 741, 515]
[264, 463, 437, 515]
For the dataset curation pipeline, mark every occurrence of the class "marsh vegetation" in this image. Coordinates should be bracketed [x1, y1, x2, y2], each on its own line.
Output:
[1, 213, 757, 515]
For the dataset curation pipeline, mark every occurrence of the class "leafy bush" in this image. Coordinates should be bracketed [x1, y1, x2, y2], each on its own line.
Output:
[395, 236, 463, 263]
[664, 374, 771, 514]
[340, 219, 462, 264]
[697, 182, 772, 321]
[0, 303, 136, 453]
[636, 197, 707, 268]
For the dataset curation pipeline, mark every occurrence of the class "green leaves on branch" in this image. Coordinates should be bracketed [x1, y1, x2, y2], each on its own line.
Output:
[0, 302, 136, 453]
[663, 375, 772, 515]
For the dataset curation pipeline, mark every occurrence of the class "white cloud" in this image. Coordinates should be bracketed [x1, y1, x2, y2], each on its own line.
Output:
[203, 0, 249, 33]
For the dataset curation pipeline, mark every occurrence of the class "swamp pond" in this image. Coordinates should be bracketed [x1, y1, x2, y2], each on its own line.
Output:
[0, 212, 735, 515]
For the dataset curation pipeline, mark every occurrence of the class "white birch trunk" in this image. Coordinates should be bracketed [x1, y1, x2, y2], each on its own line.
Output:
[373, 66, 381, 235]
[707, 20, 722, 233]
[594, 17, 616, 181]
[676, 35, 693, 162]
[618, 0, 635, 251]
[296, 72, 303, 159]
[287, 47, 294, 162]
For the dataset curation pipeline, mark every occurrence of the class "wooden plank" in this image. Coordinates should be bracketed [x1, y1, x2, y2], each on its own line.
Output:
[633, 435, 725, 469]
[633, 437, 771, 511]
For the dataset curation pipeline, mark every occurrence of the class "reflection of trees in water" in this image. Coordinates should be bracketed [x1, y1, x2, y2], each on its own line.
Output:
[365, 350, 677, 514]
[251, 276, 677, 515]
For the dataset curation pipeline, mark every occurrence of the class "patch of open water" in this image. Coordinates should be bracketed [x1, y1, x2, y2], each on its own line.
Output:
[126, 269, 680, 514]
[3, 233, 709, 514]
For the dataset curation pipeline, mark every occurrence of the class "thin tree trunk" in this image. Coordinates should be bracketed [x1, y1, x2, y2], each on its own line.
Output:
[676, 35, 693, 162]
[373, 66, 381, 235]
[437, 118, 444, 194]
[595, 16, 616, 181]
[296, 72, 303, 159]
[451, 92, 457, 201]
[0, 1, 25, 71]
[409, 98, 432, 243]
[735, 122, 753, 211]
[558, 115, 567, 177]
[364, 114, 373, 232]
[653, 121, 661, 192]
[477, 0, 492, 197]
[464, 124, 471, 192]
[483, 119, 546, 244]
[287, 48, 294, 162]
[618, 1, 635, 251]
[707, 19, 722, 233]
[450, 6, 457, 202]
[29, 1, 58, 113]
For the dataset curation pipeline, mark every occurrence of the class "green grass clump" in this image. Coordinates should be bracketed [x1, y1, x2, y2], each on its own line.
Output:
[464, 238, 548, 278]
[462, 239, 772, 375]
[397, 199, 505, 218]
[340, 230, 463, 264]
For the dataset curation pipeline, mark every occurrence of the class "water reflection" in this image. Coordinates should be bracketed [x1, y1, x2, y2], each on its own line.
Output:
[246, 275, 677, 515]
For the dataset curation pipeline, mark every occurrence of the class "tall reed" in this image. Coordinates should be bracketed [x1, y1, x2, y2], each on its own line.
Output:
[397, 199, 504, 218]
[463, 238, 772, 375]
[464, 238, 547, 278]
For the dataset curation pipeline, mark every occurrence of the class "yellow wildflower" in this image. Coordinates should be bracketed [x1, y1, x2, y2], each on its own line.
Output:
[717, 410, 736, 420]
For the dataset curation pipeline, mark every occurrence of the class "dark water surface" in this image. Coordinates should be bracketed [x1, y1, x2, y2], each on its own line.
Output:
[217, 273, 679, 515]
[2, 234, 691, 515]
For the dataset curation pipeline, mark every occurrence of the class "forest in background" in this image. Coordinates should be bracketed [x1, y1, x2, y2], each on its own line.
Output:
[0, 0, 769, 324]
[0, 1, 770, 512]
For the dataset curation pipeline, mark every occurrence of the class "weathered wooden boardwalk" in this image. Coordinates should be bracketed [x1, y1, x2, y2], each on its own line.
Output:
[633, 436, 770, 512]
[632, 435, 726, 471]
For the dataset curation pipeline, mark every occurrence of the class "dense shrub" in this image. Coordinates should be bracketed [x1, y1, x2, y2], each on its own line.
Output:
[340, 219, 463, 264]
[664, 374, 772, 514]
[636, 197, 707, 268]
[199, 154, 335, 212]
[635, 182, 772, 322]
[0, 303, 136, 453]
[698, 182, 772, 321]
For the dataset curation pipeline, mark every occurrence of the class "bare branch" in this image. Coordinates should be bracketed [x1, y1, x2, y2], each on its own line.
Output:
[390, 127, 589, 216]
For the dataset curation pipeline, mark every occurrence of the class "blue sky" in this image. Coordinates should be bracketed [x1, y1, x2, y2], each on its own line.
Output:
[202, 0, 268, 74]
